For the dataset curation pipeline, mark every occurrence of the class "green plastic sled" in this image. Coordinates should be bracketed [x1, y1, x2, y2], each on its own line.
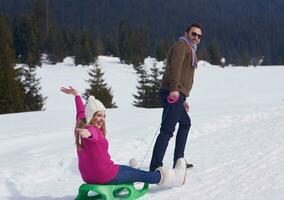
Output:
[75, 183, 149, 200]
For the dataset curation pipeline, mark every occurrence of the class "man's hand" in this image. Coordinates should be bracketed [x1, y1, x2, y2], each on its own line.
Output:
[76, 128, 92, 138]
[183, 101, 190, 112]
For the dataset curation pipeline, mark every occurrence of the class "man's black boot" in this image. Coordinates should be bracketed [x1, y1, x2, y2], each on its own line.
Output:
[173, 160, 193, 169]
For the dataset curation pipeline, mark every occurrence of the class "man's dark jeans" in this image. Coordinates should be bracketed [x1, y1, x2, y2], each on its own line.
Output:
[150, 89, 191, 171]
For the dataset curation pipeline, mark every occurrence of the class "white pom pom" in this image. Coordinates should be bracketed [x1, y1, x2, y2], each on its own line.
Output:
[129, 158, 139, 169]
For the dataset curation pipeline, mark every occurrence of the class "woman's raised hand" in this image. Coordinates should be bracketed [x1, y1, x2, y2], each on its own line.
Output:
[60, 86, 80, 96]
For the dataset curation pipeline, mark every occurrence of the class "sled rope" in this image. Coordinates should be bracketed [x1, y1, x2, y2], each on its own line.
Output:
[138, 98, 175, 169]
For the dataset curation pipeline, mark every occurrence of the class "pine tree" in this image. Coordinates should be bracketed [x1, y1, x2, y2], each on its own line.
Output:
[94, 37, 104, 58]
[84, 61, 116, 108]
[129, 25, 150, 68]
[207, 39, 222, 65]
[63, 30, 78, 57]
[155, 38, 170, 61]
[148, 61, 162, 108]
[0, 13, 25, 114]
[19, 65, 46, 111]
[31, 0, 53, 51]
[46, 29, 68, 64]
[197, 48, 210, 62]
[133, 60, 163, 108]
[118, 19, 131, 64]
[10, 12, 45, 112]
[13, 15, 41, 67]
[239, 51, 251, 66]
[104, 31, 118, 56]
[133, 64, 151, 107]
[74, 30, 95, 65]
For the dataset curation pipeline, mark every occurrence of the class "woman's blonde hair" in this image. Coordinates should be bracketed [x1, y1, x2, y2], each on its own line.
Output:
[75, 112, 106, 150]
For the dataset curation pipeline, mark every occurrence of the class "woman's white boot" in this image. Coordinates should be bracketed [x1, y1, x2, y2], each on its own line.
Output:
[156, 158, 187, 186]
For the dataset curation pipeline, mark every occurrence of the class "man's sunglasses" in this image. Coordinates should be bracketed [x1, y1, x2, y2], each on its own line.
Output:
[192, 32, 202, 39]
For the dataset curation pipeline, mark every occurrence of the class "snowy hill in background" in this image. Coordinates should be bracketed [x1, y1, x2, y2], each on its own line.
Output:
[0, 56, 284, 200]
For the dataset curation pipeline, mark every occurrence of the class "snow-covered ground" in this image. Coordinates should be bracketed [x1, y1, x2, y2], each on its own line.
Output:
[0, 56, 283, 200]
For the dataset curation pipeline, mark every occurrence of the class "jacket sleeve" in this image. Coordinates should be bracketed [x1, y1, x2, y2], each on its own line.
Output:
[84, 125, 99, 142]
[75, 95, 86, 121]
[168, 42, 187, 91]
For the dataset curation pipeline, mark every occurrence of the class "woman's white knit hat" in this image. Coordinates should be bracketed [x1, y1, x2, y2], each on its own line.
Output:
[85, 96, 106, 124]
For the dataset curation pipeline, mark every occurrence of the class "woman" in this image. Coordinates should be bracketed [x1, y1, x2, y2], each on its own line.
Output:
[61, 86, 186, 186]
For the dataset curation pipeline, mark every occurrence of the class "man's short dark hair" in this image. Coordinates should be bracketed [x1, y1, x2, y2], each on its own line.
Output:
[186, 23, 203, 33]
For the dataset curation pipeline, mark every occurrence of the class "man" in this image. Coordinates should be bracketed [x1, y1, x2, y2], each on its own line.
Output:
[150, 23, 202, 171]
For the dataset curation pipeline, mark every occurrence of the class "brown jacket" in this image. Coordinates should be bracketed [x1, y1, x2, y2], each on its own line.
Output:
[161, 40, 196, 97]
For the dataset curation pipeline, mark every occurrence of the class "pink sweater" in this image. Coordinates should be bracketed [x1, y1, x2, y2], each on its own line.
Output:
[75, 95, 119, 184]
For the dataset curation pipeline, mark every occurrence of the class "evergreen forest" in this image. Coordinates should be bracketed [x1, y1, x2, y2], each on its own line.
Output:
[1, 0, 284, 113]
[0, 0, 283, 65]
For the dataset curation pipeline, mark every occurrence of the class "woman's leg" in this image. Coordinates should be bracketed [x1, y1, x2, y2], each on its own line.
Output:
[108, 165, 161, 184]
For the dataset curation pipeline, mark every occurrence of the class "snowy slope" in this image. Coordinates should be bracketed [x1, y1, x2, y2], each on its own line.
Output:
[0, 56, 283, 200]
